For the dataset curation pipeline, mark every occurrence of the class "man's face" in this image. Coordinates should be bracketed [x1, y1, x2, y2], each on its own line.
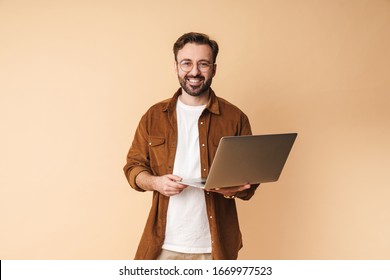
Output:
[175, 43, 216, 97]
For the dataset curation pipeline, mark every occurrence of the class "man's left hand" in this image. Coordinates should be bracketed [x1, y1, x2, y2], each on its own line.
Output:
[208, 183, 251, 198]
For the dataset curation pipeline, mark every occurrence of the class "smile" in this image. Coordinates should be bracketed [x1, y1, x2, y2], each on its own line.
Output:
[187, 78, 204, 86]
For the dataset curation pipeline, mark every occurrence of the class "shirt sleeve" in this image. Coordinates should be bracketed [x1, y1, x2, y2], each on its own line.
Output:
[123, 113, 152, 192]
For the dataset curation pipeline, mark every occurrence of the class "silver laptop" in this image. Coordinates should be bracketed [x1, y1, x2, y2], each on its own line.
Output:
[180, 133, 297, 189]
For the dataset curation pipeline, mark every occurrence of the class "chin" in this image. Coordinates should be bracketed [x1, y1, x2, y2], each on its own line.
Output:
[186, 88, 209, 97]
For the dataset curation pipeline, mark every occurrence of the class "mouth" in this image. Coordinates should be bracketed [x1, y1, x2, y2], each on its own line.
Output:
[186, 76, 204, 87]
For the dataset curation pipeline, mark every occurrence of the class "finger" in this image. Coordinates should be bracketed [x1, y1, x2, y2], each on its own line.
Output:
[239, 184, 251, 190]
[167, 182, 185, 191]
[163, 184, 186, 195]
[166, 174, 183, 182]
[168, 189, 183, 196]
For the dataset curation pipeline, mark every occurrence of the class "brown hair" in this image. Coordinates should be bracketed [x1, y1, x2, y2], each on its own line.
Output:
[173, 32, 219, 63]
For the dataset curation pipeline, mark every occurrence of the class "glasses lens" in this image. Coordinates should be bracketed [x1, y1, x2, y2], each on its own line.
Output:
[198, 62, 211, 72]
[180, 61, 193, 72]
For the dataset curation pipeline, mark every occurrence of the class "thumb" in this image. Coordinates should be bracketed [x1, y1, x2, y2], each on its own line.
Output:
[166, 174, 182, 182]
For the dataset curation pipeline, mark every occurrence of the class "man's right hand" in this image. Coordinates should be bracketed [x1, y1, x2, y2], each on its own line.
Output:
[135, 172, 187, 197]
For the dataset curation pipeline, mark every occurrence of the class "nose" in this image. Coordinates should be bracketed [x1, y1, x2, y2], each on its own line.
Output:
[188, 63, 201, 76]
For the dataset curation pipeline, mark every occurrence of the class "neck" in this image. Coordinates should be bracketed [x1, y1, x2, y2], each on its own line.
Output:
[179, 89, 210, 106]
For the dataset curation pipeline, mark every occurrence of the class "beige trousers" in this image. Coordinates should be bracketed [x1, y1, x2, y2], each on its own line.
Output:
[157, 249, 212, 260]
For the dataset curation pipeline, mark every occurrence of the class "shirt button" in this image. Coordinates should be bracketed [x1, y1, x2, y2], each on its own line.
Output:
[203, 168, 207, 172]
[200, 121, 204, 125]
[207, 192, 210, 195]
[202, 143, 205, 147]
[210, 216, 213, 219]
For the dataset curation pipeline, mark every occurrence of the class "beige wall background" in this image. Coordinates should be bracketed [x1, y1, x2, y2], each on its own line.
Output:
[1, 0, 389, 259]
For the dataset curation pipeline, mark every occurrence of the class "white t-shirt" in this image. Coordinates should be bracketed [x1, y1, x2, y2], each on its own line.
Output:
[162, 98, 212, 253]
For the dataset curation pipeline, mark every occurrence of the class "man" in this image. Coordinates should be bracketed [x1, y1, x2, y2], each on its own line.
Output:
[123, 32, 259, 260]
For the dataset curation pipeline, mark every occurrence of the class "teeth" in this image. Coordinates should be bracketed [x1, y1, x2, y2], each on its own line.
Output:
[189, 79, 201, 83]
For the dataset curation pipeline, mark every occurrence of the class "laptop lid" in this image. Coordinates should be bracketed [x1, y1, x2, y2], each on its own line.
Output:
[201, 133, 297, 189]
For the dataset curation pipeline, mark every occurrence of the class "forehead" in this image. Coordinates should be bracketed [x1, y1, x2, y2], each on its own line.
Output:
[176, 43, 213, 61]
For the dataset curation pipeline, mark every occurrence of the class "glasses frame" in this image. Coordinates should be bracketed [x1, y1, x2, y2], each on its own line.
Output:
[178, 60, 215, 73]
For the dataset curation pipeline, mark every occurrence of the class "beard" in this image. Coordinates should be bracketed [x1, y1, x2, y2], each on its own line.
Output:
[178, 74, 213, 97]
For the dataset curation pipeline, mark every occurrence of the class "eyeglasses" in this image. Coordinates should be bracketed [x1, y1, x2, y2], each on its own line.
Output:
[178, 60, 215, 73]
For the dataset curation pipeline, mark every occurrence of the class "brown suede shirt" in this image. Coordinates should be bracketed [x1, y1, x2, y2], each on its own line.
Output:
[123, 88, 258, 260]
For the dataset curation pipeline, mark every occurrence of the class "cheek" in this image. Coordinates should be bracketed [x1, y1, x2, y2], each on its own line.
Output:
[204, 73, 213, 81]
[178, 73, 187, 81]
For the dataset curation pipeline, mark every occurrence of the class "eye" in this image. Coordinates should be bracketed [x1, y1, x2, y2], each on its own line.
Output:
[180, 61, 192, 67]
[199, 62, 210, 68]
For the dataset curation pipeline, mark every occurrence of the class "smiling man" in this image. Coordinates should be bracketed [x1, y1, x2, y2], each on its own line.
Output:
[176, 43, 215, 100]
[123, 32, 259, 260]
